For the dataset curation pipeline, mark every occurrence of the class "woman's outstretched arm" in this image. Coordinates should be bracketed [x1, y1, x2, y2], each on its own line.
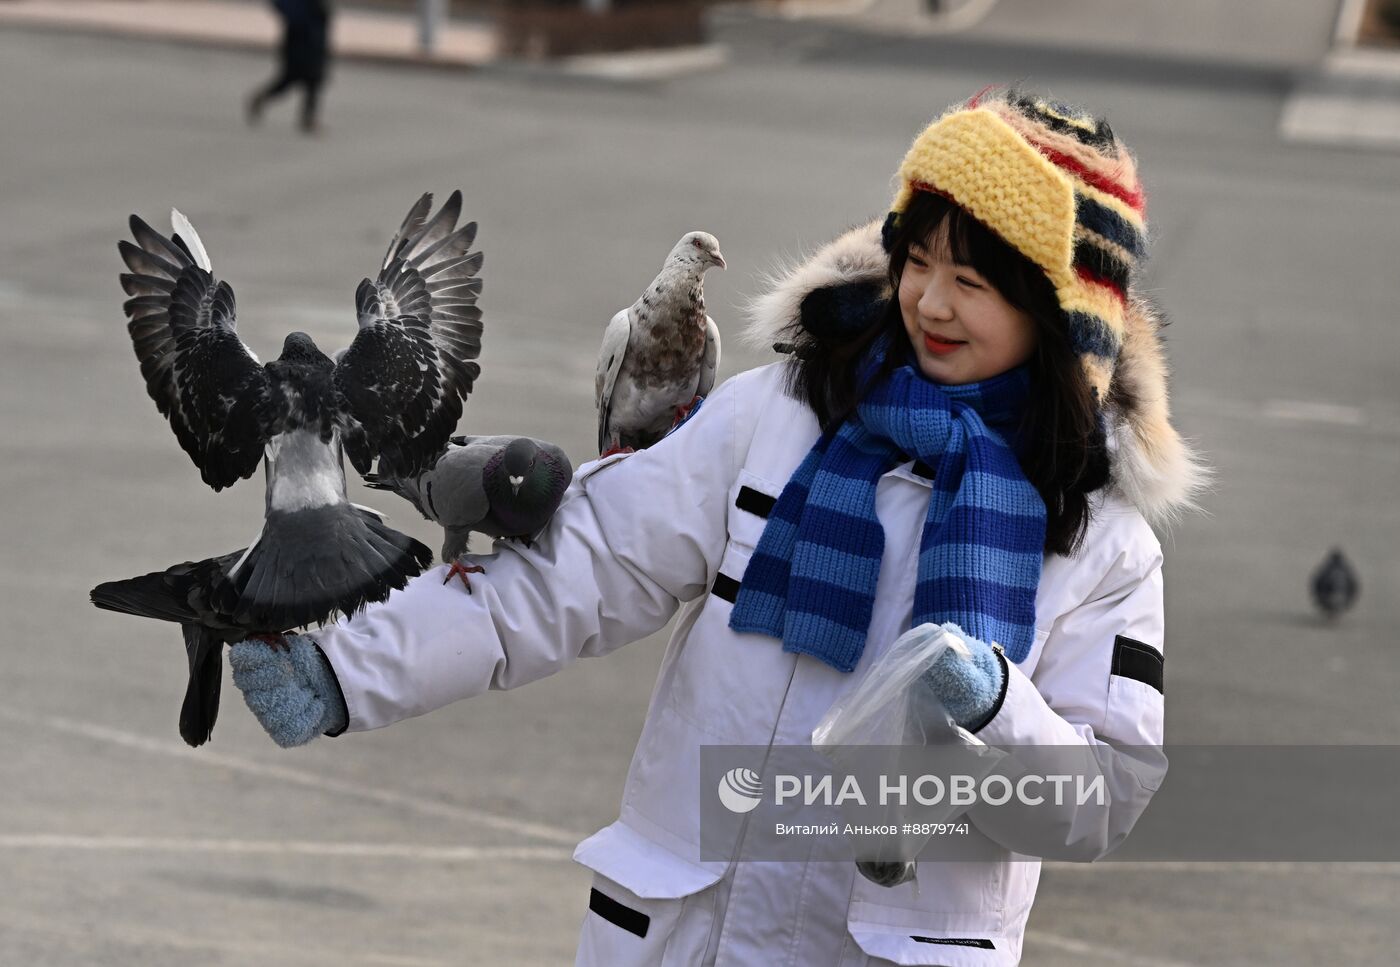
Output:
[237, 373, 754, 740]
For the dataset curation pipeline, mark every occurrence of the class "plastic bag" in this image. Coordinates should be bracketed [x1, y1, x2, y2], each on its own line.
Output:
[811, 622, 1000, 888]
[813, 622, 974, 750]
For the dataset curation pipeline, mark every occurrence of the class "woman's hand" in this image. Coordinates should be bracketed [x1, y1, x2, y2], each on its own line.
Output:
[920, 624, 1006, 731]
[229, 634, 348, 747]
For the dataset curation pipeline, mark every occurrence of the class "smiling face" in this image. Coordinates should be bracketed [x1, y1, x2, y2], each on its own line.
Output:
[897, 225, 1038, 385]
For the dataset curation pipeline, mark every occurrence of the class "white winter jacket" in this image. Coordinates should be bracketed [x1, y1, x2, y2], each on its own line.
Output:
[316, 222, 1207, 966]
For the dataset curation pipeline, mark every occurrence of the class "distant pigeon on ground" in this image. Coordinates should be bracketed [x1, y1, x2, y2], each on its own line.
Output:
[1311, 548, 1359, 620]
[365, 435, 572, 590]
[595, 232, 724, 456]
[98, 193, 484, 743]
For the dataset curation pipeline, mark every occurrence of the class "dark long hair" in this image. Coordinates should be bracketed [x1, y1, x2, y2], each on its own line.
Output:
[784, 192, 1115, 557]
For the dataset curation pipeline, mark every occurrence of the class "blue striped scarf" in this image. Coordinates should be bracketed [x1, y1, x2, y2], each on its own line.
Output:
[728, 350, 1046, 671]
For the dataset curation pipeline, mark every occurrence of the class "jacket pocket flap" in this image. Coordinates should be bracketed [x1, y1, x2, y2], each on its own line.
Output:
[847, 923, 1013, 966]
[573, 821, 724, 900]
[577, 451, 633, 483]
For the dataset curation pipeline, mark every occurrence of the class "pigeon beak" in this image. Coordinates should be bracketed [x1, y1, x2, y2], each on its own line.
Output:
[509, 474, 524, 495]
[712, 251, 727, 270]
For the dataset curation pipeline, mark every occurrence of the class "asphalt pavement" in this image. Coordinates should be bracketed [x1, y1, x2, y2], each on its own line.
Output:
[2, 10, 1400, 965]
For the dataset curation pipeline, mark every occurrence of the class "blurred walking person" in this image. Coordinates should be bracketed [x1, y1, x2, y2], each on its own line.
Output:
[247, 0, 332, 134]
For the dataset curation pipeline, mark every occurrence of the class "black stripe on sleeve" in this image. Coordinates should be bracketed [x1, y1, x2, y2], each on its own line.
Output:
[588, 888, 650, 938]
[310, 640, 349, 737]
[735, 486, 776, 519]
[712, 572, 740, 603]
[910, 936, 996, 949]
[1112, 635, 1164, 694]
[968, 646, 1010, 735]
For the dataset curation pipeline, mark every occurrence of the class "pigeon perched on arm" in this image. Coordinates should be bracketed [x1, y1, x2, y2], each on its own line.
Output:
[364, 435, 573, 590]
[99, 192, 484, 743]
[595, 232, 724, 456]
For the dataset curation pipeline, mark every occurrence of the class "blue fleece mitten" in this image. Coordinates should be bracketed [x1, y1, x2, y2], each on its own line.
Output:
[229, 634, 348, 748]
[921, 625, 1006, 731]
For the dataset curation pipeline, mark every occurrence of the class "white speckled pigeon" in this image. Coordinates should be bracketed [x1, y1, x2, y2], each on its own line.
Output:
[364, 435, 573, 590]
[595, 232, 724, 456]
[108, 191, 482, 643]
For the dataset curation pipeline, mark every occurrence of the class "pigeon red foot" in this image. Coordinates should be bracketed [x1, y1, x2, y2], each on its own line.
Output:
[444, 560, 486, 593]
[248, 632, 288, 650]
[673, 395, 703, 426]
[599, 445, 636, 459]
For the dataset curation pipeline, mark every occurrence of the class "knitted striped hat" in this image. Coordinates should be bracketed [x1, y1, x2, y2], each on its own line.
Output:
[884, 88, 1147, 403]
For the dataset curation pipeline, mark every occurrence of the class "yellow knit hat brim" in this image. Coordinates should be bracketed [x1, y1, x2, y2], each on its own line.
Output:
[892, 108, 1078, 295]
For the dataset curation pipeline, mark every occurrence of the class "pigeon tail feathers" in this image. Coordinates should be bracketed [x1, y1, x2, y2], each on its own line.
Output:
[215, 504, 432, 631]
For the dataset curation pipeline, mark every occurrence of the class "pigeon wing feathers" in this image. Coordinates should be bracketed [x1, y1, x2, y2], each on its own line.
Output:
[180, 624, 222, 746]
[361, 466, 433, 522]
[170, 208, 211, 271]
[697, 315, 721, 398]
[368, 190, 483, 388]
[448, 433, 534, 450]
[120, 214, 271, 491]
[398, 191, 483, 397]
[595, 308, 632, 453]
[428, 441, 496, 528]
[362, 435, 516, 526]
[340, 191, 484, 478]
[381, 192, 433, 269]
[89, 549, 247, 635]
[335, 316, 430, 475]
[91, 549, 247, 748]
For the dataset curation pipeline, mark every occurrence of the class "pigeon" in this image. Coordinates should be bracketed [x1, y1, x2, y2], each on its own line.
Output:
[364, 435, 573, 590]
[112, 191, 482, 634]
[595, 232, 724, 456]
[1311, 548, 1359, 620]
[90, 547, 284, 746]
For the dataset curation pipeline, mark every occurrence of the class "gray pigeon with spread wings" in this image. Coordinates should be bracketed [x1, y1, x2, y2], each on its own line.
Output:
[112, 191, 483, 635]
[365, 435, 572, 589]
[595, 232, 724, 456]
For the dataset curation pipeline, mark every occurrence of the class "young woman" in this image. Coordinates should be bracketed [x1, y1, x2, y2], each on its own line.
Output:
[230, 89, 1206, 965]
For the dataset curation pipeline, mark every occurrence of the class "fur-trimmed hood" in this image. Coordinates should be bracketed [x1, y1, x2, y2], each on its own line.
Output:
[744, 220, 1209, 531]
